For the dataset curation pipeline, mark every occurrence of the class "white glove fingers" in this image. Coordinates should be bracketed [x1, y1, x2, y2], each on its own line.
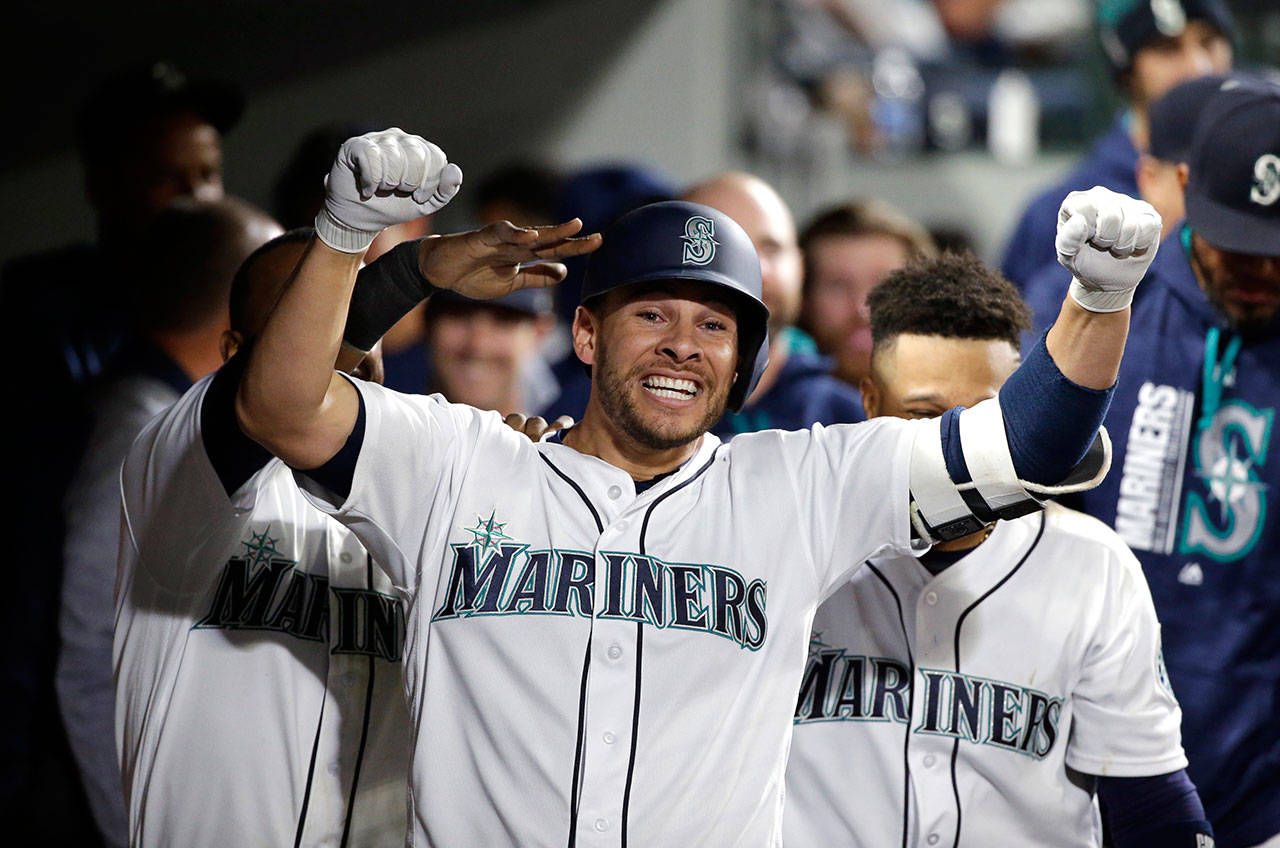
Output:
[1058, 190, 1099, 227]
[348, 141, 384, 200]
[1091, 203, 1124, 249]
[1056, 213, 1090, 258]
[424, 163, 463, 212]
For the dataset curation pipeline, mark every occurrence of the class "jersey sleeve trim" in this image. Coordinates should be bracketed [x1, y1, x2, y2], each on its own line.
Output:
[295, 374, 366, 504]
[200, 348, 274, 498]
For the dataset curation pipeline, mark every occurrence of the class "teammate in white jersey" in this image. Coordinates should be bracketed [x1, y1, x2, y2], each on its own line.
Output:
[782, 252, 1213, 846]
[114, 227, 434, 847]
[235, 130, 1162, 846]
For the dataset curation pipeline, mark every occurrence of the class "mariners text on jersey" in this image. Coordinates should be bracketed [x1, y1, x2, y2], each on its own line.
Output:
[194, 526, 405, 661]
[432, 541, 768, 650]
[795, 648, 1063, 760]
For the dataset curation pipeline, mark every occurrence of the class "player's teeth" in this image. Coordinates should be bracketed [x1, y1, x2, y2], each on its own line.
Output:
[645, 376, 697, 395]
[647, 387, 690, 399]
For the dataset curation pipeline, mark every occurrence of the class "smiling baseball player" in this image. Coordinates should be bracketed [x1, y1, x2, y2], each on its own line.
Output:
[783, 252, 1211, 847]
[234, 129, 1160, 846]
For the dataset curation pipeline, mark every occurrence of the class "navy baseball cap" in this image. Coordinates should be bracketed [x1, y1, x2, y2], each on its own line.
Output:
[77, 60, 244, 162]
[1185, 80, 1280, 257]
[428, 286, 554, 319]
[1148, 73, 1242, 162]
[1098, 0, 1236, 78]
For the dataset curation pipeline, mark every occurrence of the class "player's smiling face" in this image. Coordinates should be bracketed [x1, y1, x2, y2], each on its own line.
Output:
[575, 281, 739, 451]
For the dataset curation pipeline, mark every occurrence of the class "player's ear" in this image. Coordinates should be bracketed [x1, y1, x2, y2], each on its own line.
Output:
[571, 305, 599, 367]
[220, 330, 244, 363]
[1176, 161, 1190, 192]
[860, 374, 880, 418]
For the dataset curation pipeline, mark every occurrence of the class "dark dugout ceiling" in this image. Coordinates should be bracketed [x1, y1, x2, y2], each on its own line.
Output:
[1, 0, 591, 172]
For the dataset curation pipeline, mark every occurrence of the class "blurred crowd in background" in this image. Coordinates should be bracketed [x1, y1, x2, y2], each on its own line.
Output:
[2, 0, 1280, 845]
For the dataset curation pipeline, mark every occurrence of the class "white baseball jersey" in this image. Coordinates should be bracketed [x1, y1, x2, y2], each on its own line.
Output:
[296, 378, 920, 847]
[115, 368, 412, 848]
[783, 502, 1187, 847]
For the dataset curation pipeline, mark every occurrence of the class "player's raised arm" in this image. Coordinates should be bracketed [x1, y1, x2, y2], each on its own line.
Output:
[236, 128, 600, 469]
[905, 188, 1160, 545]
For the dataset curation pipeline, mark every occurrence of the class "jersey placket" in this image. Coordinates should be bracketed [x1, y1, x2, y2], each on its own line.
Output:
[574, 471, 643, 846]
[297, 528, 378, 847]
[906, 572, 965, 848]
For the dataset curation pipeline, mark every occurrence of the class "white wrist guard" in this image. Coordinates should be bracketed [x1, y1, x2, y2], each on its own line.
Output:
[1068, 277, 1135, 313]
[314, 208, 378, 253]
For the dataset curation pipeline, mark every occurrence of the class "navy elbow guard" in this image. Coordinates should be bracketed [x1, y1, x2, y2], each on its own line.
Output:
[342, 237, 436, 353]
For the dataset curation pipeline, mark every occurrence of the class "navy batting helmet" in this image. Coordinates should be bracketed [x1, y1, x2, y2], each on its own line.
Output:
[579, 201, 770, 413]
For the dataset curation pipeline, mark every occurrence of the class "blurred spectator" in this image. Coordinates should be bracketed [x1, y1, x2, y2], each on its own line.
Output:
[1001, 0, 1235, 291]
[759, 0, 1089, 159]
[421, 288, 558, 416]
[798, 199, 937, 388]
[1070, 80, 1280, 846]
[681, 172, 866, 435]
[272, 121, 436, 394]
[474, 161, 564, 227]
[0, 59, 243, 843]
[57, 197, 280, 846]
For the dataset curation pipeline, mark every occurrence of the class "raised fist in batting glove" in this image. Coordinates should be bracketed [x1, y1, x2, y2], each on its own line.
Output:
[1056, 186, 1162, 313]
[315, 128, 463, 253]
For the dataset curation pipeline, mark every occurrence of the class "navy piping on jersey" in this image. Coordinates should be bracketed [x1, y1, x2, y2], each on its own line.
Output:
[294, 681, 330, 848]
[303, 382, 366, 501]
[201, 348, 274, 497]
[539, 454, 603, 848]
[947, 513, 1046, 848]
[866, 560, 915, 848]
[339, 552, 379, 847]
[621, 449, 719, 847]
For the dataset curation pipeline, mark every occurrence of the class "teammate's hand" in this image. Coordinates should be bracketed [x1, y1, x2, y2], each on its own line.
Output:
[316, 128, 463, 253]
[502, 413, 575, 441]
[418, 219, 602, 299]
[1056, 186, 1162, 313]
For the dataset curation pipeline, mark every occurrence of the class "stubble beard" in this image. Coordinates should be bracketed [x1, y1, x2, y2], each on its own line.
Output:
[593, 344, 728, 451]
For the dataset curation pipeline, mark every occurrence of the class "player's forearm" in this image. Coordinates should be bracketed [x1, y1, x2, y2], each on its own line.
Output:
[237, 239, 362, 465]
[1044, 298, 1130, 390]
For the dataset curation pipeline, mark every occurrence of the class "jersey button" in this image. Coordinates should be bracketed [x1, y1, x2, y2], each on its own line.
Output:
[594, 818, 610, 832]
[925, 591, 938, 606]
[607, 485, 622, 499]
[603, 731, 616, 745]
[927, 835, 940, 846]
[615, 520, 629, 532]
[340, 551, 353, 563]
[607, 644, 623, 660]
[923, 754, 937, 768]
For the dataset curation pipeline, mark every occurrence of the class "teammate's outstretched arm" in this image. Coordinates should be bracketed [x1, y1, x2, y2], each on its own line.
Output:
[236, 128, 600, 470]
[907, 188, 1160, 545]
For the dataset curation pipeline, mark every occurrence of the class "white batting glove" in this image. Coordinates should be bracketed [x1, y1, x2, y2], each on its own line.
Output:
[1055, 186, 1162, 313]
[315, 128, 463, 253]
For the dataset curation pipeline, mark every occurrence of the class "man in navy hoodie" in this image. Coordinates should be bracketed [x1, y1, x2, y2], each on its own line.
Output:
[1076, 79, 1280, 847]
[1001, 0, 1234, 293]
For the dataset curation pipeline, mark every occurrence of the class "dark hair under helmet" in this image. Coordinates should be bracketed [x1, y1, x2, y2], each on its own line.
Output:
[579, 201, 771, 413]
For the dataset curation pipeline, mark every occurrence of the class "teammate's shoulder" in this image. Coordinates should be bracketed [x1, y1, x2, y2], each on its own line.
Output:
[1041, 501, 1141, 565]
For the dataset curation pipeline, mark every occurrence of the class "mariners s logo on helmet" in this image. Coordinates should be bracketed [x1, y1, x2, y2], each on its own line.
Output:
[681, 216, 718, 266]
[1250, 153, 1280, 207]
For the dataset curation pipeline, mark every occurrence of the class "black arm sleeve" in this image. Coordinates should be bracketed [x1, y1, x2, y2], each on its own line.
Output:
[342, 237, 436, 352]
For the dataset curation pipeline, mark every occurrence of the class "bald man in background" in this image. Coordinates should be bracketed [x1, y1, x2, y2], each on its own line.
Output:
[682, 172, 865, 436]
